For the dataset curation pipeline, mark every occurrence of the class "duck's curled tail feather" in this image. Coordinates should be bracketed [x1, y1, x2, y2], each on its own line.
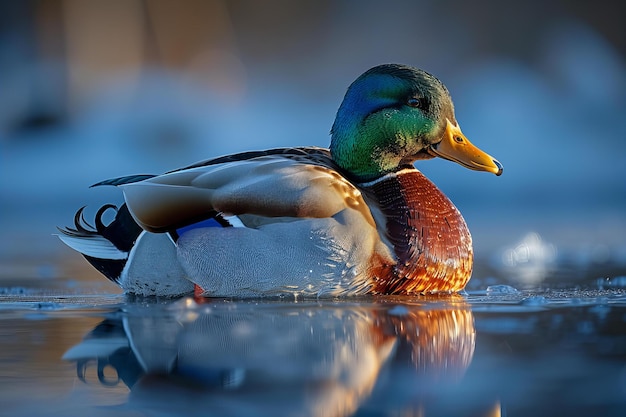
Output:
[57, 204, 143, 284]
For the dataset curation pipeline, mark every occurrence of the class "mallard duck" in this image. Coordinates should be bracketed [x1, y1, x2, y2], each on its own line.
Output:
[59, 64, 502, 297]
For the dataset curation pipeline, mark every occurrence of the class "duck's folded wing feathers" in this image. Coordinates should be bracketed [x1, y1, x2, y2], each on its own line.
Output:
[121, 154, 375, 233]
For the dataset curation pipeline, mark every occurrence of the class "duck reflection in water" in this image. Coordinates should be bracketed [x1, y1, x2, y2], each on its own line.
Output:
[63, 298, 476, 416]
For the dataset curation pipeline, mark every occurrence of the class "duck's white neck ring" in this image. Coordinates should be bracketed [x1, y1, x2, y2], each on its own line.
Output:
[357, 168, 418, 187]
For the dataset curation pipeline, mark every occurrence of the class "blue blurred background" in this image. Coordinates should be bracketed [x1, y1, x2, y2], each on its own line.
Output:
[1, 0, 625, 286]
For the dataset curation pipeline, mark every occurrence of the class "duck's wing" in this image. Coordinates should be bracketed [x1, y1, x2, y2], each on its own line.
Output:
[119, 147, 376, 233]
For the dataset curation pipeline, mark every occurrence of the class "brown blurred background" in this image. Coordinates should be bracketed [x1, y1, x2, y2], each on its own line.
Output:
[1, 0, 623, 128]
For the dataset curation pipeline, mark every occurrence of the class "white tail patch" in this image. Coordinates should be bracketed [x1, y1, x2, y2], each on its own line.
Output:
[57, 233, 127, 260]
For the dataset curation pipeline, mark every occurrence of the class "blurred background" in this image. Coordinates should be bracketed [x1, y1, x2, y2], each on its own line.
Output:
[1, 0, 625, 289]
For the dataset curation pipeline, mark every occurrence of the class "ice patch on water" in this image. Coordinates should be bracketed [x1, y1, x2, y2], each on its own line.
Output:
[486, 285, 520, 295]
[499, 232, 557, 286]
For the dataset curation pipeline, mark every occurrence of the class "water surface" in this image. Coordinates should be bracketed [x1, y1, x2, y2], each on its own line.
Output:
[1, 287, 625, 417]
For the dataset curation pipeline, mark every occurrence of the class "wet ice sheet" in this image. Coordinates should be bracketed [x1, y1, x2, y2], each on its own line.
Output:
[1, 292, 625, 417]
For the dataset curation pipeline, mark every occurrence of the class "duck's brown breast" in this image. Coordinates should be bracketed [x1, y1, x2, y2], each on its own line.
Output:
[363, 169, 473, 294]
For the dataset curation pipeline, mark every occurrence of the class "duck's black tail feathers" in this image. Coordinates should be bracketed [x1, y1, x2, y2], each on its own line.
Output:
[57, 204, 143, 283]
[90, 175, 157, 188]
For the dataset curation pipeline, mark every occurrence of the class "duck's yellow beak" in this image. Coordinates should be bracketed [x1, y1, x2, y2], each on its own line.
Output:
[428, 120, 503, 176]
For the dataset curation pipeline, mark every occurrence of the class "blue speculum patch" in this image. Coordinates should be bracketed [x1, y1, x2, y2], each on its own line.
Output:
[176, 218, 225, 237]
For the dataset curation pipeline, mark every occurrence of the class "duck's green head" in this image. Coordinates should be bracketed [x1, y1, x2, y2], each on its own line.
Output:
[330, 64, 502, 181]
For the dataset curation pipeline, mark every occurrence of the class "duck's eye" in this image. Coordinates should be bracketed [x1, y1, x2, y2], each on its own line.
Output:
[406, 97, 423, 109]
